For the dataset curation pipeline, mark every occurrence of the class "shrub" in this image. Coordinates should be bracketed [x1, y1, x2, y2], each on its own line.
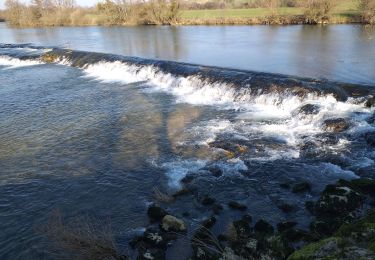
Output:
[359, 0, 375, 24]
[302, 0, 337, 24]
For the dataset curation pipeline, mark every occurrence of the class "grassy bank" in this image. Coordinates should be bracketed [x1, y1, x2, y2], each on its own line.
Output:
[179, 0, 360, 25]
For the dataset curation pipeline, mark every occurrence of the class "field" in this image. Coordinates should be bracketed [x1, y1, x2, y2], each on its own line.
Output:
[181, 0, 359, 21]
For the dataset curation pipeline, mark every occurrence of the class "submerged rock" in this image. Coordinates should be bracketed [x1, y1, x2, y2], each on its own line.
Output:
[323, 118, 350, 133]
[292, 182, 311, 193]
[212, 203, 224, 215]
[365, 132, 375, 147]
[201, 196, 216, 206]
[161, 215, 186, 232]
[204, 166, 223, 178]
[228, 201, 248, 211]
[277, 202, 296, 213]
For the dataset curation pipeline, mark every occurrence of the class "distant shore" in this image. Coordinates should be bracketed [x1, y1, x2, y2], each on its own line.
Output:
[1, 0, 372, 28]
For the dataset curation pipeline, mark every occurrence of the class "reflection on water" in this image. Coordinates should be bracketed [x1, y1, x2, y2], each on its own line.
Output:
[1, 23, 375, 84]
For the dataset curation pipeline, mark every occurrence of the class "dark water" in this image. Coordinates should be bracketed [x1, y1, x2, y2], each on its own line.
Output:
[1, 23, 375, 85]
[0, 25, 374, 260]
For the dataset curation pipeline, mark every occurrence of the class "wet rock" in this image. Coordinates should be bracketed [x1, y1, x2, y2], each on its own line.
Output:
[231, 219, 252, 240]
[143, 228, 168, 249]
[277, 221, 297, 232]
[323, 118, 350, 132]
[201, 196, 216, 206]
[254, 219, 274, 236]
[217, 234, 228, 241]
[314, 184, 364, 218]
[339, 178, 375, 197]
[147, 205, 168, 223]
[267, 235, 294, 259]
[205, 166, 223, 178]
[365, 132, 375, 147]
[241, 214, 253, 223]
[282, 228, 312, 242]
[292, 182, 311, 193]
[228, 201, 247, 211]
[202, 216, 217, 229]
[180, 174, 195, 184]
[297, 104, 320, 115]
[310, 219, 341, 237]
[190, 246, 220, 260]
[365, 97, 375, 108]
[137, 247, 166, 260]
[161, 215, 186, 232]
[212, 203, 223, 215]
[305, 201, 315, 214]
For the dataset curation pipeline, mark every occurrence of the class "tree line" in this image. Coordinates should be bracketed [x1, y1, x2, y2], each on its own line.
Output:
[1, 0, 374, 27]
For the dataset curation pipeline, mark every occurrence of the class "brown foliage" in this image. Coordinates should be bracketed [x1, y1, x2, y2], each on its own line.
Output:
[37, 209, 127, 260]
[302, 0, 338, 24]
[359, 0, 375, 24]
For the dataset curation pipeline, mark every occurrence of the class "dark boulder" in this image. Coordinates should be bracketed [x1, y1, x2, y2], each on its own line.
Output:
[277, 221, 297, 232]
[323, 118, 350, 133]
[254, 219, 274, 236]
[147, 205, 168, 223]
[365, 97, 375, 108]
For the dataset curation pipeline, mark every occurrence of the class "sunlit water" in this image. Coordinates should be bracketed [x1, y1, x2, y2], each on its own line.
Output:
[0, 24, 375, 259]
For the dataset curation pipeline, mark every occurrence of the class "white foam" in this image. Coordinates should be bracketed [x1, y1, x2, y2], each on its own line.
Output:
[0, 56, 42, 68]
[161, 159, 207, 188]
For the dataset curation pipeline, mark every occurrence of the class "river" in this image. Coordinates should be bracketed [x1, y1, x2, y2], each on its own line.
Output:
[0, 23, 374, 259]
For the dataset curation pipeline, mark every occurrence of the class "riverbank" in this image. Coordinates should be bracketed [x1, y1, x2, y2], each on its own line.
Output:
[1, 0, 371, 27]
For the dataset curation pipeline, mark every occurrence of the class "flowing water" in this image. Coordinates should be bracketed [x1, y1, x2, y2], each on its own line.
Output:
[0, 24, 375, 259]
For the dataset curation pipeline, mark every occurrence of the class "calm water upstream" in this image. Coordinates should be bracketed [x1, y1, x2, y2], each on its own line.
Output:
[1, 23, 375, 84]
[0, 24, 374, 259]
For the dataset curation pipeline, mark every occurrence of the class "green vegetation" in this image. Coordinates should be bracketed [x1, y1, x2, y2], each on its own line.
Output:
[1, 0, 373, 27]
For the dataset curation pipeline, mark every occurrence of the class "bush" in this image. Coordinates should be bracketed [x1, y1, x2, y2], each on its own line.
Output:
[302, 0, 337, 24]
[359, 0, 375, 24]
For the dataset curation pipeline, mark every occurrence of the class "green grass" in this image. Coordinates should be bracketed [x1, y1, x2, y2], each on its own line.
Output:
[181, 7, 302, 19]
[181, 0, 360, 20]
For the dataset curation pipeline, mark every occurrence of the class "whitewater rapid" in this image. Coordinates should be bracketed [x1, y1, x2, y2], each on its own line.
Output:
[1, 44, 374, 187]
